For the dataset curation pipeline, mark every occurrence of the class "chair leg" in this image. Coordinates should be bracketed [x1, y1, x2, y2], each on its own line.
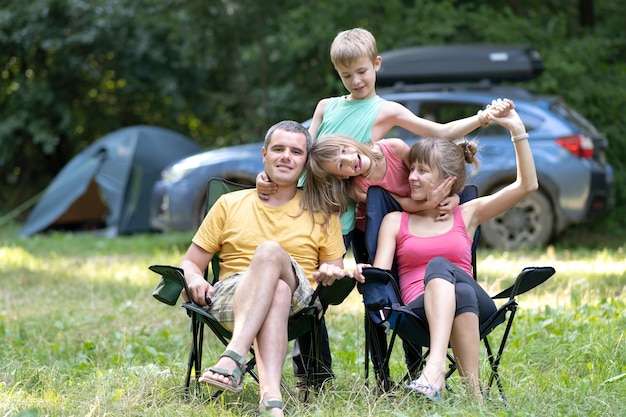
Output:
[185, 312, 203, 395]
[484, 308, 516, 405]
[365, 314, 393, 392]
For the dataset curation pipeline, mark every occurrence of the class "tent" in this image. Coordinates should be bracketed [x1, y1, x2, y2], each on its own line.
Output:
[18, 125, 202, 237]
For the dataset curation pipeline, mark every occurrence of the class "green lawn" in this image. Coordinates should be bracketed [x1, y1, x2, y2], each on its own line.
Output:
[1, 224, 624, 416]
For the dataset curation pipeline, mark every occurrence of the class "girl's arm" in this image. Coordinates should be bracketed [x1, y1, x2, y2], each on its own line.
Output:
[391, 176, 457, 213]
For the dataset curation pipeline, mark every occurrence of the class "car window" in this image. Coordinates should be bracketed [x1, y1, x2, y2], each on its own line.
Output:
[550, 100, 601, 136]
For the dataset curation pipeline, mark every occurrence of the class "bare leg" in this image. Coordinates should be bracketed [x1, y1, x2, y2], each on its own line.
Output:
[254, 280, 291, 417]
[414, 278, 455, 394]
[450, 312, 482, 398]
[199, 241, 297, 399]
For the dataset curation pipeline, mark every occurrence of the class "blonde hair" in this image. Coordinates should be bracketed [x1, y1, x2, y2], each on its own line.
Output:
[301, 134, 384, 228]
[409, 138, 480, 196]
[330, 28, 378, 67]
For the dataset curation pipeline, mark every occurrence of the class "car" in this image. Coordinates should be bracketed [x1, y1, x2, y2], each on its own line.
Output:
[149, 45, 614, 249]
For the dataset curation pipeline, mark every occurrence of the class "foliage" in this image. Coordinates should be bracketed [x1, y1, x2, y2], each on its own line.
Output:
[0, 227, 625, 416]
[1, 0, 624, 232]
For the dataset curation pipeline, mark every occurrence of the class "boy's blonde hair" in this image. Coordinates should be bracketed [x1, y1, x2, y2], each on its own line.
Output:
[330, 28, 378, 67]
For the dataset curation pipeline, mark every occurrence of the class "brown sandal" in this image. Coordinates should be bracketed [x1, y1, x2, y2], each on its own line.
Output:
[198, 349, 246, 393]
[259, 397, 284, 416]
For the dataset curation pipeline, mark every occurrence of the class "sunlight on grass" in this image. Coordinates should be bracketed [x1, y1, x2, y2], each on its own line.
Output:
[1, 231, 625, 416]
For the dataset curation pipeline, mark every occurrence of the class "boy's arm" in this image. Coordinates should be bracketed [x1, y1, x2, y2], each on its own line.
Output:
[308, 98, 329, 139]
[373, 99, 511, 140]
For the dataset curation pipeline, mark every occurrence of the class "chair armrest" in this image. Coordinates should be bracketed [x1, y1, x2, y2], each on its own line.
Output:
[491, 266, 555, 300]
[149, 264, 190, 306]
[312, 276, 356, 307]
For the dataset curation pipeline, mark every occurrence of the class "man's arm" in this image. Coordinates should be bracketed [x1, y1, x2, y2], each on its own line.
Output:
[179, 242, 215, 306]
[313, 258, 353, 286]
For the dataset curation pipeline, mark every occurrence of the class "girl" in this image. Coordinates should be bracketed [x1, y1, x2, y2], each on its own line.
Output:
[303, 135, 458, 264]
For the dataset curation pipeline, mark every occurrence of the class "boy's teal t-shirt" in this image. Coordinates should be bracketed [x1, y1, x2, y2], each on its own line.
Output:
[314, 95, 386, 235]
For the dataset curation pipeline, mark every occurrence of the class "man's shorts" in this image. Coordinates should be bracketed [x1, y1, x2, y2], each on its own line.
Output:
[208, 255, 320, 332]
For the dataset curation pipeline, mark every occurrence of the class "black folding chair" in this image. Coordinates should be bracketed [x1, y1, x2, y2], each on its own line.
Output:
[359, 185, 555, 402]
[150, 177, 355, 398]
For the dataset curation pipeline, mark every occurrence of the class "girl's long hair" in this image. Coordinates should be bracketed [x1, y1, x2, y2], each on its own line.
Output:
[301, 134, 383, 229]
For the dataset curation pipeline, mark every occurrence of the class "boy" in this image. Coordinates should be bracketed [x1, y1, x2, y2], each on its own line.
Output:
[258, 27, 508, 393]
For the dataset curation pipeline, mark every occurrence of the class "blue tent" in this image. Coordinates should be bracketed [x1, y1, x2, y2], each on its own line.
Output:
[18, 126, 201, 236]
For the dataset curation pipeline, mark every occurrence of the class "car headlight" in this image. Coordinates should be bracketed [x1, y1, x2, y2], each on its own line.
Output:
[160, 161, 199, 183]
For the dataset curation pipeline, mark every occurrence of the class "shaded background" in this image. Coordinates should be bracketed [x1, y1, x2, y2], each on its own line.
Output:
[1, 0, 623, 235]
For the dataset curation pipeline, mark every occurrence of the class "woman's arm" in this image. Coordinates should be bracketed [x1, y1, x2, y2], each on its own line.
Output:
[372, 211, 402, 270]
[463, 104, 538, 230]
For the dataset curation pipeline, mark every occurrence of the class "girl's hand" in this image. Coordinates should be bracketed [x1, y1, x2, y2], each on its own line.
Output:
[437, 192, 460, 221]
[427, 175, 456, 209]
[256, 171, 277, 201]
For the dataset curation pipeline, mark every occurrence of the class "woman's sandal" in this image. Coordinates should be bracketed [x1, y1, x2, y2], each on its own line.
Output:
[404, 364, 445, 402]
[259, 397, 284, 416]
[198, 349, 247, 393]
[405, 379, 441, 402]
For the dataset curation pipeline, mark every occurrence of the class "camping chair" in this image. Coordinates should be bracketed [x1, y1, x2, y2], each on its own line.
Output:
[150, 177, 355, 398]
[358, 185, 555, 402]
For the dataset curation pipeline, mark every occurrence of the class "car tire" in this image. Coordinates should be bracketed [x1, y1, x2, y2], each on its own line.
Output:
[480, 188, 554, 249]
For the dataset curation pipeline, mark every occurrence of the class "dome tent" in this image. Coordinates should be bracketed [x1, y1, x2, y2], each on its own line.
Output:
[18, 125, 202, 237]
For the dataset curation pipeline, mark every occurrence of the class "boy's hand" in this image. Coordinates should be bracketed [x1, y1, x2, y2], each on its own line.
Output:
[484, 98, 514, 120]
[256, 171, 277, 201]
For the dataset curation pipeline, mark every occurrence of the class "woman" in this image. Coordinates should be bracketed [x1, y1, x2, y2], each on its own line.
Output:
[355, 99, 537, 400]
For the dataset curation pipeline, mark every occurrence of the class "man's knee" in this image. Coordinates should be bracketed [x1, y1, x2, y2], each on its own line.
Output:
[253, 241, 290, 266]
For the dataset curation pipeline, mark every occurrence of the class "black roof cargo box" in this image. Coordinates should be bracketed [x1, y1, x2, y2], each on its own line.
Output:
[377, 44, 544, 87]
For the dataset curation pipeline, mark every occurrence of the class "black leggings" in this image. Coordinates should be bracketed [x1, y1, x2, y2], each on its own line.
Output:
[406, 257, 496, 325]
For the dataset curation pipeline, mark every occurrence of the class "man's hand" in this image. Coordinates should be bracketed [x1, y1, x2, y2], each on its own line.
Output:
[313, 263, 351, 286]
[185, 272, 214, 306]
[256, 171, 277, 201]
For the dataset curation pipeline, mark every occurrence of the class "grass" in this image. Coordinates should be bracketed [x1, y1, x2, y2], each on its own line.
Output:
[1, 222, 625, 416]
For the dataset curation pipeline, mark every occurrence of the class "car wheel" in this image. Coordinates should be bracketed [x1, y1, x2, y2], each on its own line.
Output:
[480, 189, 554, 249]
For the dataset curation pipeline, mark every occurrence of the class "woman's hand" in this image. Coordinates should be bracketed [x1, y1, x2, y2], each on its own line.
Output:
[352, 263, 372, 283]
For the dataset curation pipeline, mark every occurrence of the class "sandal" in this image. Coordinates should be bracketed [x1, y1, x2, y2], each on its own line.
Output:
[259, 397, 284, 416]
[405, 380, 441, 402]
[198, 349, 247, 393]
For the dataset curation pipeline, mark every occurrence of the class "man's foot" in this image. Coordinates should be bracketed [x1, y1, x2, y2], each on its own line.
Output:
[259, 396, 284, 417]
[198, 349, 246, 393]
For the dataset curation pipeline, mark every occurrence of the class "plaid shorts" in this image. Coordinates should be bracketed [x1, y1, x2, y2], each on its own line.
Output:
[208, 256, 320, 332]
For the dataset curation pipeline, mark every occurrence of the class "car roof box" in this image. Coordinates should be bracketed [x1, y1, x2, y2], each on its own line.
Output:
[377, 44, 544, 87]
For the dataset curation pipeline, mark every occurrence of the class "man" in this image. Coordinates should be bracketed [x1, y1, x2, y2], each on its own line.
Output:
[178, 120, 350, 417]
